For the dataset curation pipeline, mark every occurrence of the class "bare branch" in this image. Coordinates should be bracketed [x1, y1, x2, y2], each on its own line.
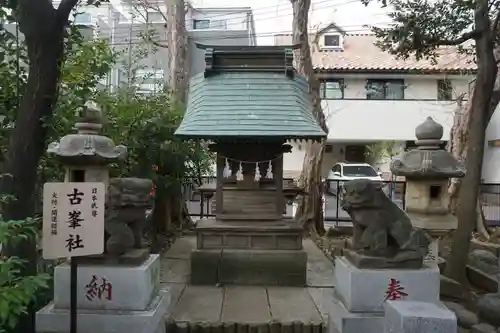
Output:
[57, 0, 79, 20]
[492, 3, 500, 33]
[149, 38, 168, 48]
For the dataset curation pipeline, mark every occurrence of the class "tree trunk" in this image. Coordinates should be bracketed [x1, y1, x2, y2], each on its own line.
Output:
[166, 0, 188, 100]
[0, 2, 75, 333]
[152, 0, 191, 234]
[290, 0, 329, 235]
[444, 5, 498, 283]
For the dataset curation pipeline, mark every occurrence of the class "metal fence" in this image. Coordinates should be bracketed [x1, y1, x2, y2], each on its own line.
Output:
[182, 177, 500, 227]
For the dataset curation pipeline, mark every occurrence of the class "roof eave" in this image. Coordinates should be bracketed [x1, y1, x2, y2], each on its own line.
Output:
[314, 68, 477, 75]
[174, 132, 327, 141]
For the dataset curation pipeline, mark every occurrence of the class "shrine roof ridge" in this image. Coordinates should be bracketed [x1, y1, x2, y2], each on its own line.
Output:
[196, 43, 299, 78]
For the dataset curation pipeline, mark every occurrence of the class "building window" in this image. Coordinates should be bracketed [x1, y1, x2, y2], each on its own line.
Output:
[193, 19, 210, 29]
[437, 79, 453, 101]
[366, 79, 405, 100]
[320, 79, 344, 99]
[323, 34, 341, 48]
[210, 19, 227, 29]
[193, 19, 227, 29]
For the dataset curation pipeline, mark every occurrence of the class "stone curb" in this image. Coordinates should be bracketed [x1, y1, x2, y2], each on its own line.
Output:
[166, 321, 326, 333]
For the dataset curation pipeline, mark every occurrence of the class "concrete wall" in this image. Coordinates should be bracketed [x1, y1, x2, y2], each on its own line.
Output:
[323, 73, 471, 142]
[483, 104, 500, 183]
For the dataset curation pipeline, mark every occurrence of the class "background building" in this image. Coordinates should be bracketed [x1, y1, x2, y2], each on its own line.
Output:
[275, 26, 475, 179]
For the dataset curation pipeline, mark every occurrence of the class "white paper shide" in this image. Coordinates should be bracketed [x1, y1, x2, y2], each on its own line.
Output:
[42, 182, 105, 259]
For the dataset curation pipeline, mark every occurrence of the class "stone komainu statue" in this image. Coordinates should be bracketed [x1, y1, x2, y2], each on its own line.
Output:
[341, 179, 430, 268]
[105, 178, 153, 255]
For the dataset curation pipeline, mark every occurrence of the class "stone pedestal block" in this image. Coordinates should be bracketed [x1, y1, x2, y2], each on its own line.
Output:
[191, 248, 307, 286]
[196, 219, 303, 250]
[334, 257, 440, 312]
[384, 300, 457, 333]
[53, 254, 160, 311]
[328, 292, 384, 333]
[36, 289, 169, 333]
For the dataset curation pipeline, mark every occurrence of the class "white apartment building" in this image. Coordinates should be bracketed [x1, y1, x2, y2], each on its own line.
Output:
[67, 1, 256, 92]
[275, 26, 476, 180]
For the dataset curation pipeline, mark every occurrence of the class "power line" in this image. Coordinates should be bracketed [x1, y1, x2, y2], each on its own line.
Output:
[104, 15, 392, 41]
[104, 0, 391, 39]
[130, 0, 367, 23]
[103, 24, 392, 47]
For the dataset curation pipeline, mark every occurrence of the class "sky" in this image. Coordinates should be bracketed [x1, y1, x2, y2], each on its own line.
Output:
[188, 0, 392, 45]
[110, 0, 392, 45]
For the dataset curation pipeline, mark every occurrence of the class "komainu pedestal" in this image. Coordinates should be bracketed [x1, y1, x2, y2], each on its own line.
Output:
[328, 257, 440, 333]
[36, 254, 169, 333]
[328, 178, 455, 333]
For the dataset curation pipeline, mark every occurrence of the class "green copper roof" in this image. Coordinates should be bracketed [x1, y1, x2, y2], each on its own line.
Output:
[174, 71, 326, 140]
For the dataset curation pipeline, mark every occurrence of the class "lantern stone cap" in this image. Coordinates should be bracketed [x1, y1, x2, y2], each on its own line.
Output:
[415, 116, 444, 143]
[390, 117, 466, 179]
[47, 101, 127, 165]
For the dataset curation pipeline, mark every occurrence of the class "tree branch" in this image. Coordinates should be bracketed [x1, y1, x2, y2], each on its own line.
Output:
[493, 7, 500, 33]
[150, 38, 168, 48]
[426, 29, 483, 46]
[57, 0, 79, 20]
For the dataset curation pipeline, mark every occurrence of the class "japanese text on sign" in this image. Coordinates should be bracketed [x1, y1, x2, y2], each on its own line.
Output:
[384, 278, 408, 301]
[51, 192, 58, 235]
[66, 188, 85, 252]
[85, 275, 113, 301]
[42, 182, 105, 259]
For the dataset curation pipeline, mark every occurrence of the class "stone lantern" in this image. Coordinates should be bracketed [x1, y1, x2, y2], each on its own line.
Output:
[390, 116, 466, 266]
[47, 101, 127, 185]
[37, 101, 168, 333]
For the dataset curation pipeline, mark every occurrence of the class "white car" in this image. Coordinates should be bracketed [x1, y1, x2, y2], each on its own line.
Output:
[326, 162, 383, 195]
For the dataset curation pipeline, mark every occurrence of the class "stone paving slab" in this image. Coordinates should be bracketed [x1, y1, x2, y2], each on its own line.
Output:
[267, 287, 323, 323]
[161, 258, 190, 284]
[305, 240, 335, 287]
[163, 283, 186, 313]
[221, 286, 271, 323]
[165, 237, 196, 260]
[170, 285, 224, 322]
[307, 288, 337, 321]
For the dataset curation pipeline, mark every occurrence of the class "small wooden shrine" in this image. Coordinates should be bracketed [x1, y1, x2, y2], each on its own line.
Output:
[175, 44, 326, 286]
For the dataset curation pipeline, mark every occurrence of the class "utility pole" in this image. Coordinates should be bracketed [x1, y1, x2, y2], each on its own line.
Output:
[127, 12, 135, 89]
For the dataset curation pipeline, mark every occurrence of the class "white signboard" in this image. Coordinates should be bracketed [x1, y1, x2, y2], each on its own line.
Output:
[42, 182, 105, 259]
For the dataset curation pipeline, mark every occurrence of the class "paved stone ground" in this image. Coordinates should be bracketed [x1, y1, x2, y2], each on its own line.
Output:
[160, 236, 336, 326]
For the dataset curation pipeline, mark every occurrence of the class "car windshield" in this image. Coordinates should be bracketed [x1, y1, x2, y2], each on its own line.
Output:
[342, 165, 378, 177]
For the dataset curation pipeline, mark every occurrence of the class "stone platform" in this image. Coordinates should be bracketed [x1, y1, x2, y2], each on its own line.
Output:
[192, 219, 307, 286]
[161, 236, 336, 333]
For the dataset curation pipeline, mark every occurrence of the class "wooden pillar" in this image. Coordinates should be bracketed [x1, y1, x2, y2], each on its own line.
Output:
[215, 153, 223, 218]
[275, 154, 284, 217]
